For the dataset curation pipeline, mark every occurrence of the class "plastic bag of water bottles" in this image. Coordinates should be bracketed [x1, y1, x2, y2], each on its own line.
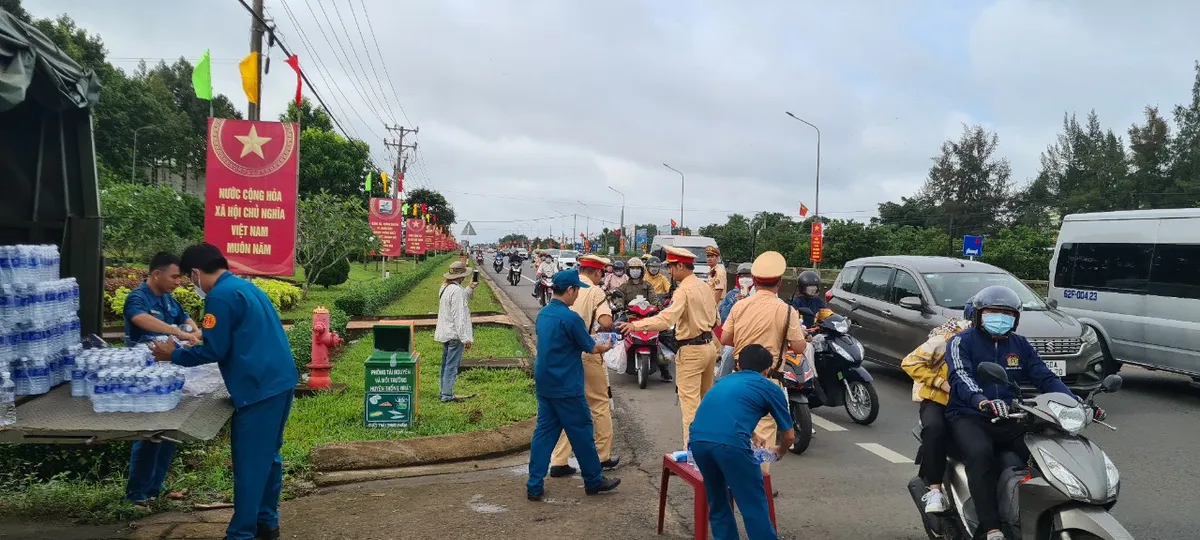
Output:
[182, 364, 225, 397]
[753, 447, 780, 464]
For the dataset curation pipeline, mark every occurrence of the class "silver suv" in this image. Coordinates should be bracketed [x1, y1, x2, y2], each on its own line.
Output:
[829, 256, 1105, 392]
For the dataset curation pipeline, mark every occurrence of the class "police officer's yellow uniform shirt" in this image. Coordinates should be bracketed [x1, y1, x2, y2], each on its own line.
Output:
[722, 290, 804, 364]
[569, 272, 611, 329]
[630, 274, 715, 339]
[709, 264, 727, 302]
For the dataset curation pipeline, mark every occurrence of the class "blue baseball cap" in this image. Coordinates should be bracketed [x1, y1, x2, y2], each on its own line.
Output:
[552, 269, 590, 290]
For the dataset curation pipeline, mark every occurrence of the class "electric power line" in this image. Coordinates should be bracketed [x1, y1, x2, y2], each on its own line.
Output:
[350, 0, 413, 127]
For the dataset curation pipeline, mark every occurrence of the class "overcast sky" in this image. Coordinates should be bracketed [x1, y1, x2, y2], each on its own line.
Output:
[24, 0, 1200, 242]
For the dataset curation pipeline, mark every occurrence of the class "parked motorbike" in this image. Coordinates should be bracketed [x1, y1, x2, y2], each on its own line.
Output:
[613, 294, 663, 389]
[493, 256, 504, 273]
[537, 275, 553, 307]
[907, 362, 1128, 540]
[508, 259, 522, 286]
[796, 307, 880, 427]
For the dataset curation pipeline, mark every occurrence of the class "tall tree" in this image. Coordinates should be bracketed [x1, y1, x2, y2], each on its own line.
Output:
[0, 0, 32, 22]
[1127, 106, 1174, 209]
[406, 187, 456, 226]
[297, 128, 372, 196]
[918, 124, 1012, 236]
[1169, 62, 1200, 207]
[280, 97, 334, 132]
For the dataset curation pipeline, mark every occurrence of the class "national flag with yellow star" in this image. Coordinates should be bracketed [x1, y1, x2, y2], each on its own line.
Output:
[203, 118, 300, 276]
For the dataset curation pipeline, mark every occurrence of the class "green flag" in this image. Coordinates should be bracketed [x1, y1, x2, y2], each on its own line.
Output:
[192, 49, 213, 100]
[365, 172, 372, 192]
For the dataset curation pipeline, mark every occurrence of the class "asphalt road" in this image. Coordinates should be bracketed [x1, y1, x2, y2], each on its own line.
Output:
[490, 259, 1199, 540]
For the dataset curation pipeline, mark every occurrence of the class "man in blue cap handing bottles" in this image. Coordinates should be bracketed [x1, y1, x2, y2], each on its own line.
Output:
[527, 268, 621, 501]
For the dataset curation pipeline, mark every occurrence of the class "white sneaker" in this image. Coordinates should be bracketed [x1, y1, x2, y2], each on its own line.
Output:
[985, 531, 1005, 540]
[922, 488, 947, 514]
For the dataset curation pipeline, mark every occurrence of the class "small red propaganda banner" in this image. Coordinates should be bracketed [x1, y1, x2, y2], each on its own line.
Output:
[405, 218, 427, 255]
[203, 118, 299, 276]
[368, 198, 404, 257]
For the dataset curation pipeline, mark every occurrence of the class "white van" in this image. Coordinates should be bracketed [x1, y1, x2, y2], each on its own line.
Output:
[1048, 208, 1200, 379]
[649, 235, 720, 281]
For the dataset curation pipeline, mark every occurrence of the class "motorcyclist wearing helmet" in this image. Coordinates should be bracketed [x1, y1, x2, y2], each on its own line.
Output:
[718, 263, 755, 324]
[644, 256, 671, 296]
[789, 270, 827, 327]
[901, 298, 976, 515]
[616, 258, 670, 382]
[603, 260, 629, 292]
[532, 253, 559, 298]
[946, 285, 1104, 540]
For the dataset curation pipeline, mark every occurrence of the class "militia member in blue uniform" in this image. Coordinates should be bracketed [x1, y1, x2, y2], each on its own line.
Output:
[123, 252, 202, 507]
[689, 345, 795, 540]
[527, 269, 621, 501]
[150, 244, 298, 540]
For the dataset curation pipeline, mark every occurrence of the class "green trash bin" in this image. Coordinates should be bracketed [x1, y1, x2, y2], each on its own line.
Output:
[363, 322, 420, 429]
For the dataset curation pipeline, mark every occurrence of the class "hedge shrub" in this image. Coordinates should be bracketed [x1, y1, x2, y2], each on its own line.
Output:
[333, 254, 453, 316]
[249, 278, 302, 312]
[306, 256, 351, 288]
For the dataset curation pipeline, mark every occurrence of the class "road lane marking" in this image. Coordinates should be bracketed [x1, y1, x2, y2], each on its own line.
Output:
[810, 413, 847, 432]
[856, 443, 911, 464]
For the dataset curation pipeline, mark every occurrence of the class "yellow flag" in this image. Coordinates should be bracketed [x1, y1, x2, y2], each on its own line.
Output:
[239, 52, 260, 104]
[381, 172, 389, 194]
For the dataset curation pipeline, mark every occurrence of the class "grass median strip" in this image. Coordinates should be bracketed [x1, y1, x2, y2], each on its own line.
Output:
[383, 261, 503, 315]
[281, 261, 412, 320]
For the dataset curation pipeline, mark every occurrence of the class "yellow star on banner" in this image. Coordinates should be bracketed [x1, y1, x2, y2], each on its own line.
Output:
[234, 125, 272, 159]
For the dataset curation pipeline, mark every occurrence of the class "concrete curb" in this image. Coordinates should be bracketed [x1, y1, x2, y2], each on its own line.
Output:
[309, 417, 536, 472]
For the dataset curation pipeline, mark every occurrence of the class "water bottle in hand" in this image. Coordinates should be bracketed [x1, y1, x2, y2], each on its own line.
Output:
[753, 447, 780, 464]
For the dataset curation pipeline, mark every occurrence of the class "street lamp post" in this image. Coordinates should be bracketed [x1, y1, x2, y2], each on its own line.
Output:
[130, 125, 162, 183]
[785, 112, 822, 221]
[662, 163, 685, 231]
[785, 111, 822, 268]
[608, 186, 625, 253]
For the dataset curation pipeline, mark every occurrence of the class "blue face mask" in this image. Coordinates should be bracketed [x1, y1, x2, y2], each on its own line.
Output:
[981, 313, 1015, 335]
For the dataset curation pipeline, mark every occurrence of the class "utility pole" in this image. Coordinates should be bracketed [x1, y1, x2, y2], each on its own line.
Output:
[247, 0, 265, 120]
[384, 125, 418, 199]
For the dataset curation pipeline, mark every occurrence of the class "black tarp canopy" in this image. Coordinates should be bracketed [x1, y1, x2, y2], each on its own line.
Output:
[0, 10, 104, 336]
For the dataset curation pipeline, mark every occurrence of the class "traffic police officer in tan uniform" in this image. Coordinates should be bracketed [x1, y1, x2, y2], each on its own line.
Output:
[719, 251, 807, 473]
[618, 246, 718, 445]
[705, 246, 726, 304]
[550, 254, 620, 477]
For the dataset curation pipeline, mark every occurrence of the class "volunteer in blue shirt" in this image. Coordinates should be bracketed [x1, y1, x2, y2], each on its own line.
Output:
[946, 285, 1106, 540]
[123, 252, 202, 508]
[149, 243, 298, 540]
[689, 344, 795, 540]
[527, 269, 621, 501]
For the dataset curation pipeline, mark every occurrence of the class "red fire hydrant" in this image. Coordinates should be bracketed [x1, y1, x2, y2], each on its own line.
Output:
[307, 306, 343, 390]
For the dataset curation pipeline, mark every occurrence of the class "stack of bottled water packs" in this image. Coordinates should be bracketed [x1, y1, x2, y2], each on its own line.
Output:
[77, 346, 186, 413]
[0, 245, 186, 422]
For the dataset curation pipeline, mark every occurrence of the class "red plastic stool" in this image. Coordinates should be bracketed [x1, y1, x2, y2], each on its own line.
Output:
[657, 454, 777, 539]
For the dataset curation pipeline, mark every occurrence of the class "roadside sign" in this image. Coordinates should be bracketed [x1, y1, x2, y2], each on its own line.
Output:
[963, 235, 983, 258]
[461, 222, 476, 236]
[810, 222, 824, 263]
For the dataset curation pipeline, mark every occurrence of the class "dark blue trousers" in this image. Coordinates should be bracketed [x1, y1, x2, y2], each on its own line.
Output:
[125, 440, 178, 502]
[527, 394, 604, 496]
[691, 441, 776, 540]
[226, 390, 293, 540]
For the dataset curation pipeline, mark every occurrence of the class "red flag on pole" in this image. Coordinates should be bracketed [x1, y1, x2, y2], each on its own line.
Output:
[799, 202, 809, 218]
[284, 55, 302, 109]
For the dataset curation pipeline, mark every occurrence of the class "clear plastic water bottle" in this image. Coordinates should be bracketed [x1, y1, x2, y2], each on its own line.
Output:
[0, 246, 11, 284]
[12, 357, 30, 396]
[28, 357, 49, 395]
[0, 371, 16, 427]
[753, 447, 780, 464]
[47, 351, 61, 387]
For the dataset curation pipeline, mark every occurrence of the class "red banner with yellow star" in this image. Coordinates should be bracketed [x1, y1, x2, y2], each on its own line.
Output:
[203, 118, 299, 275]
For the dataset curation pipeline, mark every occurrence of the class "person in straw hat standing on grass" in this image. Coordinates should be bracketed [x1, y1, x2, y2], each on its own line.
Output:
[435, 260, 478, 402]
